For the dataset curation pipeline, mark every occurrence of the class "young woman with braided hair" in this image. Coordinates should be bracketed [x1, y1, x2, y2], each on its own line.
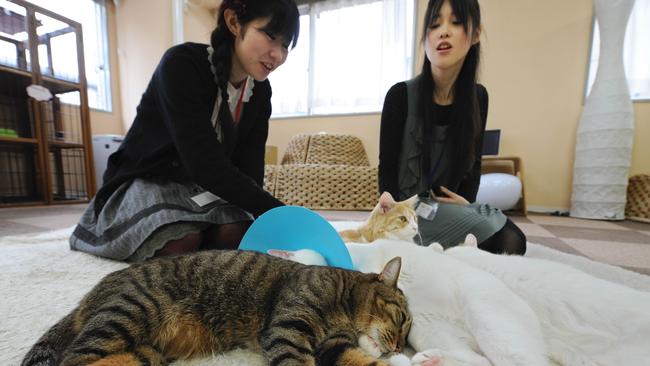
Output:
[70, 0, 300, 261]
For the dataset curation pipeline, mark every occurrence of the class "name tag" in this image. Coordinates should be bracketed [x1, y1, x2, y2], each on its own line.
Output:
[416, 201, 438, 221]
[190, 191, 219, 207]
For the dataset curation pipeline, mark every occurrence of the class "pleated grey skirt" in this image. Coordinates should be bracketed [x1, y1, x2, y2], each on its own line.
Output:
[415, 201, 507, 248]
[69, 178, 253, 262]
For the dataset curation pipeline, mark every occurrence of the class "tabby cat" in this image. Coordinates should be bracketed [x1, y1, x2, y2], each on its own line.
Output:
[338, 192, 418, 243]
[22, 250, 411, 366]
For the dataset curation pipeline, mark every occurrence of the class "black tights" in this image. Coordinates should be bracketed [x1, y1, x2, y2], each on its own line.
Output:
[153, 221, 252, 258]
[200, 221, 252, 250]
[478, 219, 527, 255]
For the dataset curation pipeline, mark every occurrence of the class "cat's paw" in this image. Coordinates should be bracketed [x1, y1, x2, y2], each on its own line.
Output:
[413, 348, 492, 366]
[267, 249, 327, 266]
[267, 249, 294, 259]
[358, 334, 382, 358]
[411, 349, 443, 366]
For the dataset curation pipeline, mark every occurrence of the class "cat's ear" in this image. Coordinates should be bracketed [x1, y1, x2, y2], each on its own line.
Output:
[379, 256, 402, 288]
[462, 234, 478, 248]
[378, 191, 396, 214]
[404, 194, 419, 208]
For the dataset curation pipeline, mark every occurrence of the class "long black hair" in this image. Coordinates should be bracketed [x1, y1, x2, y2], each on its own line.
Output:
[419, 0, 482, 187]
[210, 0, 300, 103]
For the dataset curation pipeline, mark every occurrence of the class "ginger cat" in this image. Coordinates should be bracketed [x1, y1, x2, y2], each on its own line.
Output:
[338, 192, 418, 243]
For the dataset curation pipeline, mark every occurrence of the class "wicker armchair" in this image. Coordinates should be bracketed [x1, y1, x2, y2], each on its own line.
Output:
[264, 133, 379, 210]
[626, 174, 650, 223]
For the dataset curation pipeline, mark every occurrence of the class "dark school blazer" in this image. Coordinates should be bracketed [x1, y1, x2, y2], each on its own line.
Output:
[94, 42, 283, 217]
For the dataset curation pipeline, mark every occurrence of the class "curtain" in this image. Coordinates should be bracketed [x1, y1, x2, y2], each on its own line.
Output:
[587, 0, 650, 100]
[269, 0, 413, 116]
[624, 0, 649, 99]
[309, 0, 412, 114]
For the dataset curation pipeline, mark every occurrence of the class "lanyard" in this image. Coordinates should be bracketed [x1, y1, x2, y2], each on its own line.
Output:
[233, 78, 247, 124]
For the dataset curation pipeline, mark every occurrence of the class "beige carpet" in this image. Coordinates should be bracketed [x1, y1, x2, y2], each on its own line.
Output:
[2, 206, 649, 274]
[2, 224, 650, 365]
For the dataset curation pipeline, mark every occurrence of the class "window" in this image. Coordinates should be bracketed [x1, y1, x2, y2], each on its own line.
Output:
[269, 0, 415, 117]
[7, 0, 112, 111]
[586, 0, 650, 101]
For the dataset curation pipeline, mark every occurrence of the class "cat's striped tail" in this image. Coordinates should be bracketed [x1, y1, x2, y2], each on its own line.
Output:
[21, 312, 77, 366]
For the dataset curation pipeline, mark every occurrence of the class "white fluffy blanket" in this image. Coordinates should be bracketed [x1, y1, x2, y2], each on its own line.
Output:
[2, 223, 650, 366]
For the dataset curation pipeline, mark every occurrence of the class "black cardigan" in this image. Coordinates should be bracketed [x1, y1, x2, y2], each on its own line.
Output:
[378, 81, 489, 202]
[95, 42, 283, 217]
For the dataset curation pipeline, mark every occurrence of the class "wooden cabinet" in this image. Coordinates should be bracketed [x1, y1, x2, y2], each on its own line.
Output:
[0, 0, 95, 206]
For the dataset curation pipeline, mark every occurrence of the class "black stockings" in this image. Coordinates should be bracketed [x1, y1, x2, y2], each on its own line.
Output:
[478, 218, 527, 255]
[200, 221, 252, 250]
[153, 221, 252, 258]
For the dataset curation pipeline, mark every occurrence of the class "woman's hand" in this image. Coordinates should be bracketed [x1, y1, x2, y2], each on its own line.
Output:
[432, 186, 470, 205]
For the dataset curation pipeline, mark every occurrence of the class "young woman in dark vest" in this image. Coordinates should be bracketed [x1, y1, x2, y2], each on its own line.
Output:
[379, 0, 526, 254]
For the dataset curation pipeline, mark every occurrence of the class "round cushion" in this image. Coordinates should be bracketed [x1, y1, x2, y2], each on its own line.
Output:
[476, 173, 522, 210]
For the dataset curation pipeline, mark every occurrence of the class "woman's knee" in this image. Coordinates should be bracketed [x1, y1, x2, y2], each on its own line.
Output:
[503, 231, 527, 255]
[504, 220, 527, 255]
[479, 219, 527, 255]
[201, 221, 252, 250]
[153, 232, 203, 257]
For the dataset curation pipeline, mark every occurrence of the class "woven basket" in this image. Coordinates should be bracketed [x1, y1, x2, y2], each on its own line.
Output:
[273, 164, 379, 210]
[305, 133, 369, 166]
[281, 133, 370, 166]
[268, 133, 378, 210]
[626, 174, 650, 222]
[263, 165, 277, 195]
[280, 134, 310, 165]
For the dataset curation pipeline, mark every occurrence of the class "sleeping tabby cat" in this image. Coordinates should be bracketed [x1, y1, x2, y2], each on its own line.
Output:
[338, 192, 418, 243]
[22, 250, 411, 366]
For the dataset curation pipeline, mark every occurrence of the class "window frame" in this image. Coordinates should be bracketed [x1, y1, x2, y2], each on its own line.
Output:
[90, 0, 112, 113]
[21, 0, 114, 112]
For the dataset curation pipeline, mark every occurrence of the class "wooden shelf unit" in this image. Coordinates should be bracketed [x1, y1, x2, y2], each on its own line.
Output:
[0, 0, 95, 207]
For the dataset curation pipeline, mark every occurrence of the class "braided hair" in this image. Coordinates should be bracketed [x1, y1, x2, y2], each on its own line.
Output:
[210, 0, 300, 103]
